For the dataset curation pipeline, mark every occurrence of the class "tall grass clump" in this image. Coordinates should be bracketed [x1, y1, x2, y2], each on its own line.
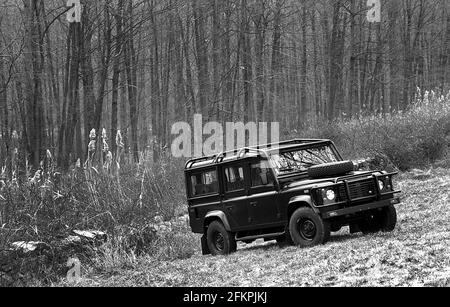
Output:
[0, 129, 195, 285]
[299, 89, 450, 171]
[0, 152, 187, 244]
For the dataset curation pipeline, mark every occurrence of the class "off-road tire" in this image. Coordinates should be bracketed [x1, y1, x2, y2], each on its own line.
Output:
[307, 161, 354, 179]
[206, 221, 237, 256]
[289, 208, 331, 247]
[358, 215, 382, 234]
[380, 205, 397, 232]
[359, 205, 397, 234]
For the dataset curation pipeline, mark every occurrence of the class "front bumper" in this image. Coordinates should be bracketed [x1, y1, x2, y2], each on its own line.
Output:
[321, 197, 401, 219]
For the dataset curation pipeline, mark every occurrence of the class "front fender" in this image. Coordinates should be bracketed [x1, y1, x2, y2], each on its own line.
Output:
[204, 210, 232, 231]
[288, 195, 320, 214]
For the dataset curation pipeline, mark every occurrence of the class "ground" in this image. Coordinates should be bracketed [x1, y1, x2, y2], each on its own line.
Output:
[59, 168, 450, 287]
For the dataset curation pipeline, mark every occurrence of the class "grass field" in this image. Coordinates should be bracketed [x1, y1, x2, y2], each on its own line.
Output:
[58, 168, 450, 287]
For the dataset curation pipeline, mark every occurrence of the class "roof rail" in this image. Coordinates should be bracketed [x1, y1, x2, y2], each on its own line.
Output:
[212, 149, 236, 164]
[186, 148, 269, 169]
[185, 139, 329, 169]
[248, 139, 328, 150]
[185, 155, 217, 169]
[236, 147, 269, 159]
[211, 147, 269, 164]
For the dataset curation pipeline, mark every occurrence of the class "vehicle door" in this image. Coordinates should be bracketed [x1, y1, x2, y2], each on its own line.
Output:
[221, 163, 253, 230]
[247, 160, 281, 226]
[187, 168, 221, 232]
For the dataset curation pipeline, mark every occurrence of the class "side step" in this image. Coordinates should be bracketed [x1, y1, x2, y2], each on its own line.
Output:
[236, 232, 285, 242]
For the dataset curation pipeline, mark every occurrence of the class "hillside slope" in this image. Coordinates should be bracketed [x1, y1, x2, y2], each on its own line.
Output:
[64, 169, 450, 287]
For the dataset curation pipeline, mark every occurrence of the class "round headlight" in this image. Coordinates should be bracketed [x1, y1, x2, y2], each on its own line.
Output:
[326, 189, 336, 201]
[378, 180, 385, 191]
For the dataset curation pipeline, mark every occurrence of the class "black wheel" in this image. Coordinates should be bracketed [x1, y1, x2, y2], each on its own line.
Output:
[358, 213, 382, 234]
[289, 208, 330, 247]
[206, 221, 237, 256]
[380, 205, 397, 232]
[359, 206, 397, 234]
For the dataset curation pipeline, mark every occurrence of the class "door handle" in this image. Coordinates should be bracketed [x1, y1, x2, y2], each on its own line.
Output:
[250, 201, 258, 207]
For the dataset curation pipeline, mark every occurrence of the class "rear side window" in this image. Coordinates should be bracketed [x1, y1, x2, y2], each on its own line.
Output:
[190, 170, 219, 197]
[224, 166, 245, 192]
[250, 161, 274, 187]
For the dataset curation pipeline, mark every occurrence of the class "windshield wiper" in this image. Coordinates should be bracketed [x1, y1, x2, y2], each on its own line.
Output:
[279, 167, 295, 173]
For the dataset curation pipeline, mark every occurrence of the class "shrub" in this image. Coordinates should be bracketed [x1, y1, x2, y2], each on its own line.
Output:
[0, 148, 192, 285]
[297, 90, 450, 171]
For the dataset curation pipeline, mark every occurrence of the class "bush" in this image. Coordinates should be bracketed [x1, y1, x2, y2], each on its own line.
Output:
[298, 90, 450, 171]
[0, 151, 194, 285]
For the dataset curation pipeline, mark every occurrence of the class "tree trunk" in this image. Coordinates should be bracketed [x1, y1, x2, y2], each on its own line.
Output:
[111, 0, 124, 155]
[310, 9, 321, 118]
[240, 0, 253, 123]
[151, 0, 161, 162]
[268, 0, 283, 122]
[299, 3, 308, 125]
[124, 0, 139, 162]
[0, 23, 10, 176]
[327, 0, 344, 121]
[24, 0, 46, 169]
[192, 0, 209, 114]
[80, 3, 96, 148]
[94, 3, 113, 135]
[348, 0, 358, 117]
[254, 1, 267, 123]
[63, 22, 82, 169]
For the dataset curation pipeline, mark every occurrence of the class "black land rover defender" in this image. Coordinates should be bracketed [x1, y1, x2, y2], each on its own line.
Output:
[184, 139, 401, 256]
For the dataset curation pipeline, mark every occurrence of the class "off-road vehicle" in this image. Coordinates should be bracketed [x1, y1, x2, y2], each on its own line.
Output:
[184, 139, 401, 256]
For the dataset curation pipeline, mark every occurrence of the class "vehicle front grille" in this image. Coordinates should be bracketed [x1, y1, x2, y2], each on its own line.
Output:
[338, 179, 377, 201]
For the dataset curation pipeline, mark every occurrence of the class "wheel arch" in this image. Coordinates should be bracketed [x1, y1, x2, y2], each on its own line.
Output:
[288, 195, 319, 219]
[204, 211, 232, 233]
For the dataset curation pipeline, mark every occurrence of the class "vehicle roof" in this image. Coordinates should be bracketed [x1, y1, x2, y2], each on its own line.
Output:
[184, 139, 332, 171]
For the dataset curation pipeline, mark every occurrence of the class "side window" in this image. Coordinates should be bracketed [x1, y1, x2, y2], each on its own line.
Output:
[224, 166, 245, 192]
[190, 170, 219, 197]
[251, 161, 274, 187]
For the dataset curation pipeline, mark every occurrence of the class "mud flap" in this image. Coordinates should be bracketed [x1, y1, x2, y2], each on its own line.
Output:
[350, 223, 361, 234]
[201, 235, 211, 255]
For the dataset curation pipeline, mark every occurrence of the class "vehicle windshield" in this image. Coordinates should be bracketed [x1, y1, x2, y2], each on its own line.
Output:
[270, 145, 339, 175]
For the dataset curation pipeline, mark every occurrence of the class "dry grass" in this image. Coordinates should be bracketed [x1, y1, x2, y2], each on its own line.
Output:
[58, 168, 450, 287]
